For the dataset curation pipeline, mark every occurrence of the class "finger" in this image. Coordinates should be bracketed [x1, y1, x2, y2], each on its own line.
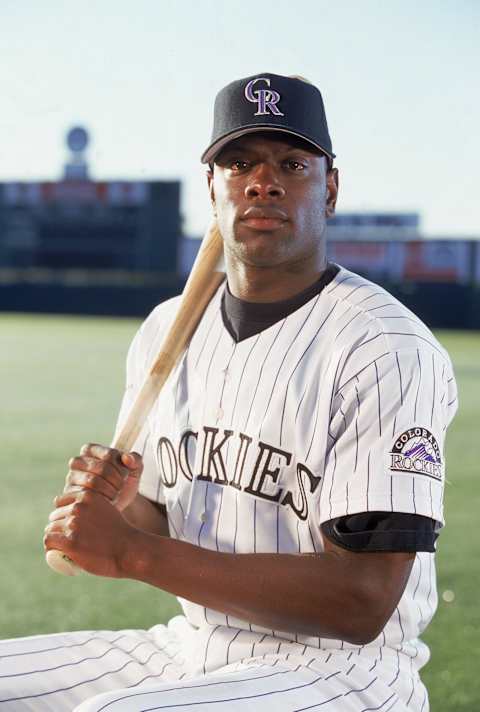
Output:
[67, 457, 127, 487]
[120, 451, 143, 475]
[53, 492, 77, 509]
[68, 455, 125, 477]
[80, 444, 127, 472]
[48, 504, 74, 522]
[44, 528, 72, 553]
[80, 443, 115, 460]
[65, 470, 119, 501]
[54, 489, 91, 509]
[45, 519, 68, 534]
[57, 486, 83, 504]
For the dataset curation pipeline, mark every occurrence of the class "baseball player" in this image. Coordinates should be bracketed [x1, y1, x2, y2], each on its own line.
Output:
[1, 73, 457, 711]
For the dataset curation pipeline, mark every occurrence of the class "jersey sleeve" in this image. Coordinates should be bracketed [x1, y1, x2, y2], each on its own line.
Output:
[112, 305, 175, 506]
[318, 344, 458, 529]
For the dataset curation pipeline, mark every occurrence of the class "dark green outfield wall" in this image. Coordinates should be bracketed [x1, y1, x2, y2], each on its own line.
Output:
[0, 280, 183, 318]
[388, 282, 474, 330]
[0, 278, 478, 329]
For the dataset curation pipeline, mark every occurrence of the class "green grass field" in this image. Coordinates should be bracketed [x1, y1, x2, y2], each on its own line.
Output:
[0, 314, 478, 709]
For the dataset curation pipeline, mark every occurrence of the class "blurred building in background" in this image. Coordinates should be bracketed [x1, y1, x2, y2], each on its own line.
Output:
[328, 212, 420, 240]
[1, 126, 479, 327]
[0, 127, 182, 315]
[180, 211, 480, 329]
[0, 178, 179, 273]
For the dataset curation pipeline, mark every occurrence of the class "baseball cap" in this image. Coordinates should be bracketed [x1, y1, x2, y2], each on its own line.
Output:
[201, 72, 335, 165]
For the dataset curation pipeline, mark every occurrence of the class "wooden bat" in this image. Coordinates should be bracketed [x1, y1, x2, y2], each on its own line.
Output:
[46, 221, 225, 576]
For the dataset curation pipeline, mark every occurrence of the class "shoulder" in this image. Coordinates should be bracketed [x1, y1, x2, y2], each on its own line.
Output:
[127, 280, 226, 375]
[321, 266, 455, 385]
[126, 295, 184, 375]
[323, 266, 449, 356]
[139, 295, 184, 345]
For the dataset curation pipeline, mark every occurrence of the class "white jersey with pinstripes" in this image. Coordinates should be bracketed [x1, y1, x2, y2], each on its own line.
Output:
[115, 265, 458, 679]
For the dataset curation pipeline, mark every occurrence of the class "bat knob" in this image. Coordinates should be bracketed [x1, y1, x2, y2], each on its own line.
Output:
[46, 549, 82, 576]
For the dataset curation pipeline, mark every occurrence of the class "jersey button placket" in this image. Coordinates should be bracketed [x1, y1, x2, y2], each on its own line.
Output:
[216, 344, 235, 423]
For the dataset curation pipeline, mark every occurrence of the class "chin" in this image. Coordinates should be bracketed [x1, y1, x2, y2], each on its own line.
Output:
[232, 229, 293, 266]
[235, 242, 291, 268]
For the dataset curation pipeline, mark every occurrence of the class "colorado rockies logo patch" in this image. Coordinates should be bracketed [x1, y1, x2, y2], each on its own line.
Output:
[389, 427, 443, 481]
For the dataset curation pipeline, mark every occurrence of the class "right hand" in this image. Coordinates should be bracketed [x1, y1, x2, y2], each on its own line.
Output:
[61, 443, 143, 513]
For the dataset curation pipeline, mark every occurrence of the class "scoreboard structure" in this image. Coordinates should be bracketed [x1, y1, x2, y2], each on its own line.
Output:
[0, 127, 183, 316]
[0, 126, 181, 274]
[0, 178, 180, 273]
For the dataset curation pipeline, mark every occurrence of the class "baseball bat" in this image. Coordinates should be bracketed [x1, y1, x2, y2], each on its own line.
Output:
[46, 221, 225, 576]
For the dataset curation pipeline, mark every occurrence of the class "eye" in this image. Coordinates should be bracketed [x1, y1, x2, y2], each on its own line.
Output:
[229, 159, 249, 171]
[285, 159, 306, 171]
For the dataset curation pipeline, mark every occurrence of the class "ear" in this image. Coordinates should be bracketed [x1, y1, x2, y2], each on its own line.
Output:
[207, 168, 217, 215]
[325, 167, 339, 219]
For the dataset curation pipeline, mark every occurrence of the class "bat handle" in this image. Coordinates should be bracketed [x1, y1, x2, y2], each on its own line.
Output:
[46, 549, 81, 576]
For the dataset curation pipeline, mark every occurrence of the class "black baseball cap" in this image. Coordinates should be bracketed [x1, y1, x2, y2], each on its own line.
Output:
[201, 72, 335, 165]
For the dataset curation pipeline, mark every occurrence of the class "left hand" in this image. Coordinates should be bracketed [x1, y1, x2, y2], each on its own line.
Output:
[63, 443, 143, 513]
[44, 489, 136, 577]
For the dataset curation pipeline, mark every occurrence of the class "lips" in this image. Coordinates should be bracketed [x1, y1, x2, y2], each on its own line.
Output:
[239, 206, 288, 231]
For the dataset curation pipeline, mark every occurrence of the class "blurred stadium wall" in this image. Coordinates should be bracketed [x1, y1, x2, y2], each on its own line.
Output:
[1, 127, 479, 327]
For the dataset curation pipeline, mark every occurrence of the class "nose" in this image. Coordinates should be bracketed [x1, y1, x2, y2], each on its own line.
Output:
[244, 162, 286, 200]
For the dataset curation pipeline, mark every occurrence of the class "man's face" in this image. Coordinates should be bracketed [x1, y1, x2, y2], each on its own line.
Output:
[208, 132, 338, 269]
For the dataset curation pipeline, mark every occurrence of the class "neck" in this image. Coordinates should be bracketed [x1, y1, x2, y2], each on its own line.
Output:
[225, 250, 328, 303]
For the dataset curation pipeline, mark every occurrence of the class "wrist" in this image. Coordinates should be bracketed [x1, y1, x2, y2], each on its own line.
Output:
[118, 525, 162, 581]
[115, 485, 140, 513]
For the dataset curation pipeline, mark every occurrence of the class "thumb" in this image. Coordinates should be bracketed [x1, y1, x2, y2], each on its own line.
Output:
[121, 451, 143, 474]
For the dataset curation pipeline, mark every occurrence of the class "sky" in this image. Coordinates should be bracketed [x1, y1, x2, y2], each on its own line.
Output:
[1, 0, 478, 238]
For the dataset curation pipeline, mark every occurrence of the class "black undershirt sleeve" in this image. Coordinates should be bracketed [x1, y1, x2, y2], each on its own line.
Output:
[321, 512, 440, 553]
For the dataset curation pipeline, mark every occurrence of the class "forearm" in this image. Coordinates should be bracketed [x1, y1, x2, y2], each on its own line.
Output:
[122, 495, 170, 537]
[121, 532, 409, 644]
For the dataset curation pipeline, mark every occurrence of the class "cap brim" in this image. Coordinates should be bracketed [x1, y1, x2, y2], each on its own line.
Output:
[201, 125, 335, 164]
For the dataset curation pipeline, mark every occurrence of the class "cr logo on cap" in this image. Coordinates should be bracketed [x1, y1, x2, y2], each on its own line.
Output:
[244, 77, 284, 117]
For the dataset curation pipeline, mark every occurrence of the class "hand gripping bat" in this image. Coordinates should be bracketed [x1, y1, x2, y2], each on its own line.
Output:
[46, 221, 224, 576]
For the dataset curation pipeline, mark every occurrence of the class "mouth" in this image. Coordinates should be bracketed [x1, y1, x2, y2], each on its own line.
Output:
[239, 207, 289, 232]
[241, 217, 287, 231]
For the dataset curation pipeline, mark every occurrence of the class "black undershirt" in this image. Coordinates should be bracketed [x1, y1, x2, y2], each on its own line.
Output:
[221, 263, 438, 553]
[221, 263, 340, 343]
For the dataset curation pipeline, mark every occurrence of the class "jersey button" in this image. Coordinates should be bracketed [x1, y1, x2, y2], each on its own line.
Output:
[200, 512, 207, 523]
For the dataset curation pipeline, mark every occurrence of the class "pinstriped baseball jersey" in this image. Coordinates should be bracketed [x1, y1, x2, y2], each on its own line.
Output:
[115, 265, 457, 678]
[0, 267, 456, 712]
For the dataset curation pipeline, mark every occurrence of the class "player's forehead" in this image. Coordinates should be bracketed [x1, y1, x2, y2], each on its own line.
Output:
[214, 131, 325, 162]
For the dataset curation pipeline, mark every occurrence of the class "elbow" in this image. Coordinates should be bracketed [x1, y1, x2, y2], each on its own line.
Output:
[306, 603, 390, 645]
[338, 617, 388, 646]
[344, 620, 386, 646]
[315, 545, 414, 645]
[332, 594, 394, 646]
[343, 598, 393, 645]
